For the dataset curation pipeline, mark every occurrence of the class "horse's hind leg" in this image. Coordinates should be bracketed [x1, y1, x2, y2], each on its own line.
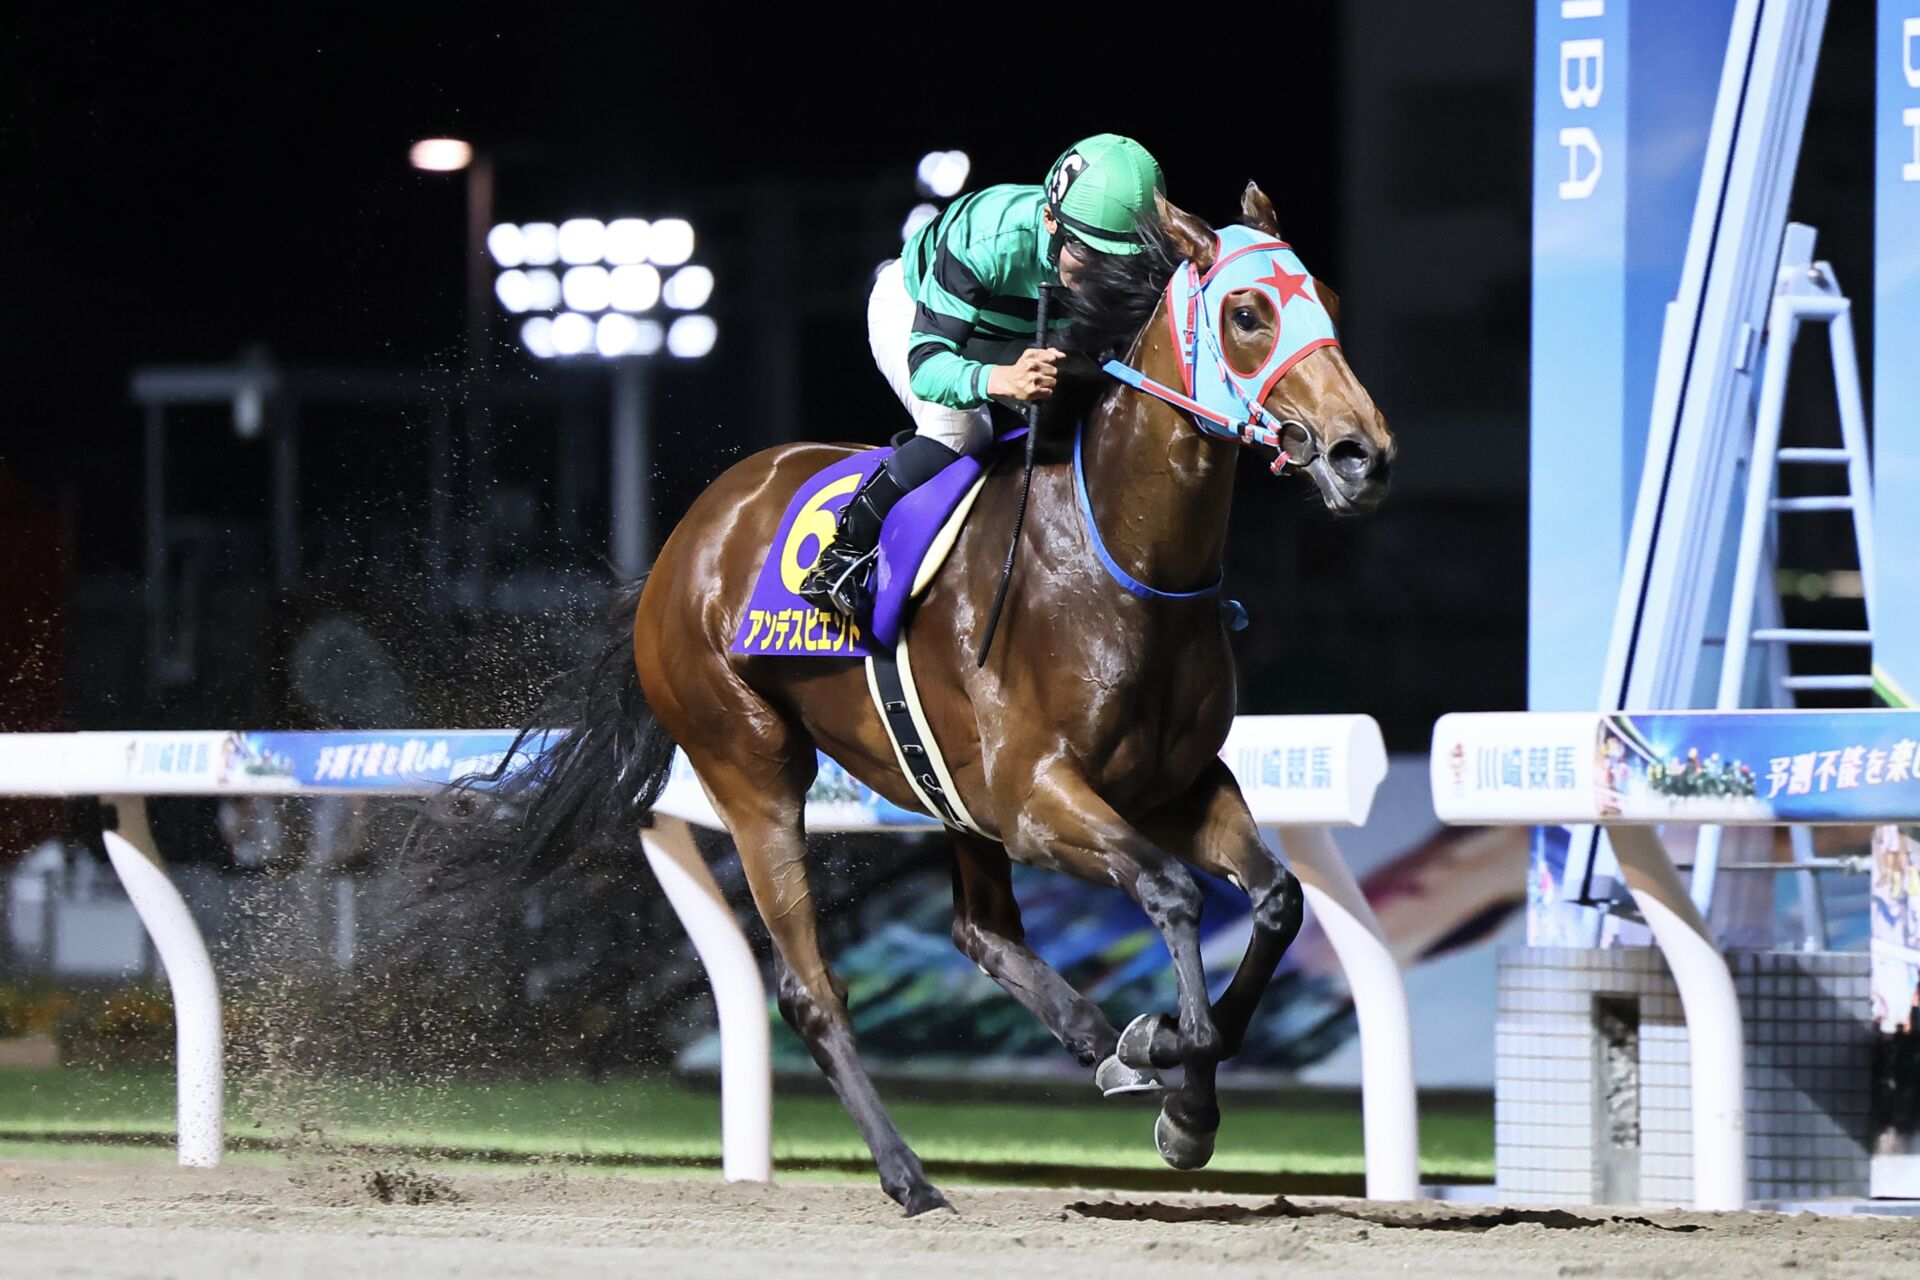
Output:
[949, 834, 1160, 1096]
[688, 734, 951, 1217]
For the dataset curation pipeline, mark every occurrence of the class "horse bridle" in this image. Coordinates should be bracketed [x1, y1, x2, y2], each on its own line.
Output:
[1100, 225, 1342, 476]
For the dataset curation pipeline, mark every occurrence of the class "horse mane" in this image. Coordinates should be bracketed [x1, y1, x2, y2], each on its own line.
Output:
[1039, 214, 1191, 433]
[1060, 214, 1185, 363]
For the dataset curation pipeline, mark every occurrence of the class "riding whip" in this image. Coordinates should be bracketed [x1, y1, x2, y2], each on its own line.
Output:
[974, 282, 1056, 667]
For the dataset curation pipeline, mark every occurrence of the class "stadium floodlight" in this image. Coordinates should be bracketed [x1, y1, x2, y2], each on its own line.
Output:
[596, 312, 642, 358]
[501, 268, 563, 314]
[499, 215, 707, 362]
[521, 316, 558, 358]
[551, 311, 593, 356]
[649, 218, 695, 266]
[486, 223, 526, 268]
[902, 203, 938, 241]
[409, 138, 473, 172]
[519, 222, 560, 266]
[410, 136, 494, 373]
[662, 265, 714, 311]
[495, 269, 536, 313]
[610, 264, 662, 312]
[558, 218, 607, 266]
[489, 208, 710, 579]
[668, 315, 718, 359]
[523, 269, 562, 311]
[561, 265, 613, 313]
[605, 218, 651, 264]
[916, 149, 969, 198]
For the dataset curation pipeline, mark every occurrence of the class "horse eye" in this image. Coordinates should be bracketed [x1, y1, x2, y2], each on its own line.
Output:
[1233, 308, 1259, 332]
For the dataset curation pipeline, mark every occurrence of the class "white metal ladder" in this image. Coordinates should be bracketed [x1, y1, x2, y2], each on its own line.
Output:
[1691, 223, 1877, 940]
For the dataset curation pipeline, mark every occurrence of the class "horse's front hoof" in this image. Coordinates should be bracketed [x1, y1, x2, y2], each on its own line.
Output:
[1116, 1012, 1181, 1071]
[1154, 1107, 1217, 1171]
[1095, 1053, 1163, 1097]
[901, 1184, 955, 1217]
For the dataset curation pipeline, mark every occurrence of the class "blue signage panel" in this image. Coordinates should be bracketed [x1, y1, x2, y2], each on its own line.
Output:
[1530, 0, 1739, 711]
[1876, 4, 1920, 710]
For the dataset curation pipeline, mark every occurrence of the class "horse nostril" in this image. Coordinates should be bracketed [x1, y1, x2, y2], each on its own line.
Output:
[1328, 438, 1375, 483]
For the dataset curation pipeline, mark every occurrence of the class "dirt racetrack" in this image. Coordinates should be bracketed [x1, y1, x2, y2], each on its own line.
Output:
[5, 1151, 1919, 1279]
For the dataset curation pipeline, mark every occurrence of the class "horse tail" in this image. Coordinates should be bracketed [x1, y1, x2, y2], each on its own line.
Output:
[404, 576, 678, 895]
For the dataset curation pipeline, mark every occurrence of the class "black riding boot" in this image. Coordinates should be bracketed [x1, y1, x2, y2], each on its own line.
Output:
[800, 435, 958, 622]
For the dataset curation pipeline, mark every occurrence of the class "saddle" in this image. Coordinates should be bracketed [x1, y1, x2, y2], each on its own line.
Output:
[732, 431, 1022, 659]
[732, 434, 1026, 836]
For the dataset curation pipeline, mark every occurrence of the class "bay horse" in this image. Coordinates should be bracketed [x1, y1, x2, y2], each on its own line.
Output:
[439, 186, 1393, 1214]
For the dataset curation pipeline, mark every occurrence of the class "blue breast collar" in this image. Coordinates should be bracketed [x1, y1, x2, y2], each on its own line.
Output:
[1072, 419, 1222, 601]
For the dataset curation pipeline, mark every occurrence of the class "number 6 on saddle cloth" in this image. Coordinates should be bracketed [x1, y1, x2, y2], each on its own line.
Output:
[730, 425, 1022, 833]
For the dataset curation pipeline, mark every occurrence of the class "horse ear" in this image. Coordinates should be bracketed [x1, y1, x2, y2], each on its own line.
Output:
[1314, 279, 1342, 328]
[1154, 193, 1216, 270]
[1240, 182, 1282, 238]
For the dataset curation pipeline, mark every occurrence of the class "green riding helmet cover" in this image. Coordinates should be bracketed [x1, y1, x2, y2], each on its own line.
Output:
[1044, 134, 1166, 259]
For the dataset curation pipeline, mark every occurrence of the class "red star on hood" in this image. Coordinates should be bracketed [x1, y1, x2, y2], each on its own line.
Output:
[1255, 259, 1316, 308]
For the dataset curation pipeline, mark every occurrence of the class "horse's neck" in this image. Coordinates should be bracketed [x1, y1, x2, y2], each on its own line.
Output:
[1077, 333, 1236, 594]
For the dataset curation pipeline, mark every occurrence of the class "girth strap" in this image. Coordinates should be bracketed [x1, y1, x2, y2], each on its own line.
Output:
[864, 640, 986, 837]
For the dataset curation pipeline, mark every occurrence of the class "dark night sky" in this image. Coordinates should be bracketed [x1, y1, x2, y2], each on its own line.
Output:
[3, 11, 1562, 749]
[2, 13, 1346, 570]
[0, 9, 1883, 747]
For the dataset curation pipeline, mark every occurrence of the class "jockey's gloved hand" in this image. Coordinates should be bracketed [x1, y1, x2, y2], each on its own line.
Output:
[988, 347, 1066, 403]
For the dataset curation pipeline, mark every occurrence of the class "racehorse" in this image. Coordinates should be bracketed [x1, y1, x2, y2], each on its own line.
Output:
[433, 186, 1393, 1215]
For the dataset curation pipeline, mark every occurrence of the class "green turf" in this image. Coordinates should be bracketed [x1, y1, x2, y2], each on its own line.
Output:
[0, 1068, 1492, 1179]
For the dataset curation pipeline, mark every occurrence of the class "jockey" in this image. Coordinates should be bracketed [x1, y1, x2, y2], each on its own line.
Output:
[799, 133, 1166, 622]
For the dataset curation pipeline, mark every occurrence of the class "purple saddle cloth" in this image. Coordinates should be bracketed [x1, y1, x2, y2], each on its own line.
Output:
[730, 431, 1022, 658]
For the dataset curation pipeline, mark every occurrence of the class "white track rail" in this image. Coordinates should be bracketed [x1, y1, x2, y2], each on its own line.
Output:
[1432, 707, 1920, 1210]
[0, 715, 1409, 1195]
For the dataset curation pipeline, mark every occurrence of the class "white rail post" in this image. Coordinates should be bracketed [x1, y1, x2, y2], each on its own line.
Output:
[1608, 825, 1747, 1210]
[1275, 823, 1420, 1201]
[100, 795, 224, 1168]
[640, 814, 772, 1182]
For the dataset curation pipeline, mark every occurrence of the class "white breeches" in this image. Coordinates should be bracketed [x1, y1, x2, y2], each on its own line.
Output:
[867, 258, 995, 455]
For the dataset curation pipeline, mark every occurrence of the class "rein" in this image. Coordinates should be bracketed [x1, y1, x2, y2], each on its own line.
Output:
[982, 226, 1342, 618]
[974, 283, 1058, 667]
